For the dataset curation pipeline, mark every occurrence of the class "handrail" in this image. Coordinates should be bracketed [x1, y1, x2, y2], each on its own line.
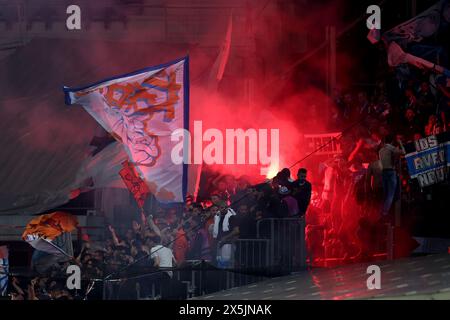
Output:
[256, 217, 305, 239]
[255, 217, 307, 270]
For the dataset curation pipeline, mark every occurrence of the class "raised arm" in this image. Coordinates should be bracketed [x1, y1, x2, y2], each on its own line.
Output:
[74, 242, 87, 264]
[27, 278, 38, 300]
[396, 139, 406, 155]
[108, 225, 125, 247]
[348, 138, 364, 162]
[146, 214, 162, 237]
[11, 277, 25, 296]
[140, 209, 148, 227]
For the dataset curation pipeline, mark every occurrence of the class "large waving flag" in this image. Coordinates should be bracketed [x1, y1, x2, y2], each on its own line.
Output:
[368, 1, 450, 78]
[64, 57, 189, 203]
[387, 41, 450, 77]
[382, 0, 449, 47]
[25, 235, 72, 258]
[22, 211, 79, 241]
[22, 212, 77, 258]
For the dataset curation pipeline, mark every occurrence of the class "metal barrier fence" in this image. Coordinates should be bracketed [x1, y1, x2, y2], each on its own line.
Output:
[101, 217, 395, 299]
[256, 217, 307, 272]
[101, 262, 268, 300]
[5, 218, 306, 300]
[234, 239, 270, 270]
[101, 218, 305, 299]
[5, 216, 398, 299]
[222, 239, 270, 289]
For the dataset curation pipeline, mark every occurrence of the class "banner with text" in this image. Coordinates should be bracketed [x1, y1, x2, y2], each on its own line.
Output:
[405, 132, 450, 187]
[303, 132, 342, 156]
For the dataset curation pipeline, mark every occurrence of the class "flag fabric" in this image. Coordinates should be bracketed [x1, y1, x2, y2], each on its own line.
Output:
[22, 211, 79, 241]
[382, 0, 449, 47]
[0, 246, 7, 260]
[404, 132, 450, 187]
[216, 14, 233, 81]
[387, 41, 450, 77]
[119, 160, 150, 208]
[25, 235, 71, 258]
[22, 212, 76, 258]
[0, 246, 8, 296]
[76, 141, 128, 189]
[371, 1, 450, 77]
[209, 14, 233, 89]
[64, 57, 189, 203]
[367, 28, 381, 44]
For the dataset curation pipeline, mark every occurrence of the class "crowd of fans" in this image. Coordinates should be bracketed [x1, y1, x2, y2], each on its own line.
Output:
[309, 70, 449, 262]
[7, 67, 449, 299]
[8, 168, 313, 300]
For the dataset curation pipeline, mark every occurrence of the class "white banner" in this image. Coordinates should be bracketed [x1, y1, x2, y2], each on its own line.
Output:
[64, 57, 189, 203]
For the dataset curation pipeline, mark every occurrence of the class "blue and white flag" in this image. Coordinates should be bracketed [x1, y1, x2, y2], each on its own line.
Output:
[383, 0, 450, 47]
[0, 246, 8, 296]
[405, 132, 450, 187]
[25, 234, 72, 258]
[64, 57, 189, 203]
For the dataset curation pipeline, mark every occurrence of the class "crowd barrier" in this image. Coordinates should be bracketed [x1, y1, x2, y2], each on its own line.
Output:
[256, 217, 307, 272]
[102, 264, 267, 300]
[5, 216, 399, 299]
[103, 217, 307, 299]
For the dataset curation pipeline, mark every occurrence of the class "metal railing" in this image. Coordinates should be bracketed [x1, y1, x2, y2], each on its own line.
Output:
[234, 239, 270, 271]
[101, 261, 268, 300]
[256, 217, 307, 272]
[218, 238, 270, 289]
[101, 238, 272, 299]
[101, 220, 305, 300]
[5, 217, 307, 300]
